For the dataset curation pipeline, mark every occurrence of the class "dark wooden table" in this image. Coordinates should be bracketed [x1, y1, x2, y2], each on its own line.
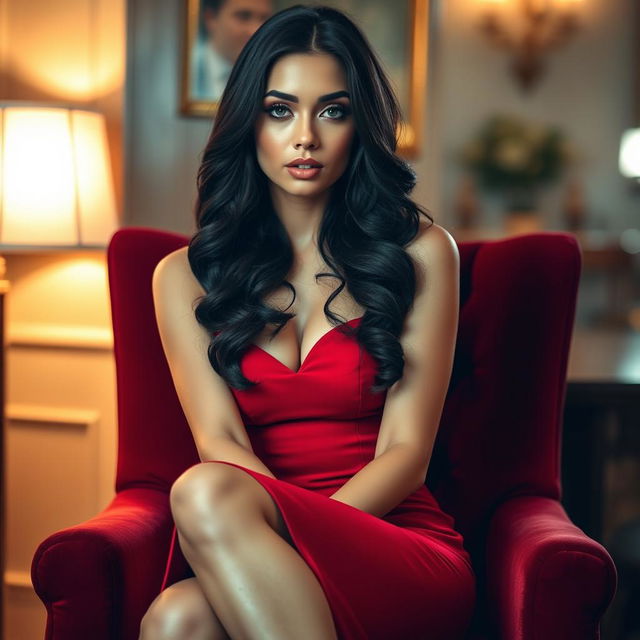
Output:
[562, 328, 640, 544]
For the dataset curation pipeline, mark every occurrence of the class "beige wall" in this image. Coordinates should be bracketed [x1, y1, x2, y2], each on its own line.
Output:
[0, 1, 125, 639]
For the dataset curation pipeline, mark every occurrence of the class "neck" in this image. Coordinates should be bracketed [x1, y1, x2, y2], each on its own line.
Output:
[269, 183, 331, 256]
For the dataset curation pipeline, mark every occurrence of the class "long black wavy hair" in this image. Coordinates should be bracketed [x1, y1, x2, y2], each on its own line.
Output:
[188, 4, 434, 393]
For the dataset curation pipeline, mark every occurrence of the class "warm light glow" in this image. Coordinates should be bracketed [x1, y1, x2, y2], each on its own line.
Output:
[0, 105, 118, 247]
[619, 128, 640, 179]
[529, 0, 551, 13]
[70, 111, 118, 244]
[6, 2, 124, 101]
[476, 0, 584, 91]
[9, 254, 111, 327]
[1, 108, 77, 244]
[479, 0, 583, 15]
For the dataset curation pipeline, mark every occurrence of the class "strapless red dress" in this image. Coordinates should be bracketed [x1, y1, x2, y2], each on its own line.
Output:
[159, 316, 476, 639]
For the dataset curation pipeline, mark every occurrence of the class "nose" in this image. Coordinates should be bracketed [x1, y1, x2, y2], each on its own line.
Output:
[293, 112, 319, 150]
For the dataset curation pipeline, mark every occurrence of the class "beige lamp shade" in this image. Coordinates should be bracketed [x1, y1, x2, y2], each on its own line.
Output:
[0, 103, 118, 247]
[619, 127, 640, 180]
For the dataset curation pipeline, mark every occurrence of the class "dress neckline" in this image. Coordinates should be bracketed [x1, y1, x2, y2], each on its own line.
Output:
[249, 316, 363, 375]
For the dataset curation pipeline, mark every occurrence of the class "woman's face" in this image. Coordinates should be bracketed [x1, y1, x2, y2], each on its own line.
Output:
[255, 52, 356, 199]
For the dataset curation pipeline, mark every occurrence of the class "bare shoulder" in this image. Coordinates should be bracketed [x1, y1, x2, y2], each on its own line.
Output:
[406, 219, 460, 277]
[153, 245, 205, 302]
[154, 245, 190, 279]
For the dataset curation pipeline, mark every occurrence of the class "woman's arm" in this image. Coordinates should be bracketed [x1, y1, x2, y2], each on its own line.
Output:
[199, 436, 276, 477]
[330, 223, 460, 517]
[152, 247, 276, 479]
[329, 443, 427, 518]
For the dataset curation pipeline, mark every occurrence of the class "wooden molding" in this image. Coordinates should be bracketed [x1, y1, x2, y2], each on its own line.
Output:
[7, 324, 113, 350]
[4, 569, 32, 590]
[6, 404, 100, 427]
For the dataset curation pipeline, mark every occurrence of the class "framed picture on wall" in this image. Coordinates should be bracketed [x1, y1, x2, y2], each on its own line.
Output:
[179, 1, 272, 115]
[180, 0, 429, 157]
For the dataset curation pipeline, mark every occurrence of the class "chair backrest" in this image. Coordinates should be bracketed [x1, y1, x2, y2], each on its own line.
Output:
[428, 231, 580, 555]
[108, 227, 196, 492]
[107, 226, 581, 554]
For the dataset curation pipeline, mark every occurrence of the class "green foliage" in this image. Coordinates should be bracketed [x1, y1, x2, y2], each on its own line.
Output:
[457, 113, 574, 209]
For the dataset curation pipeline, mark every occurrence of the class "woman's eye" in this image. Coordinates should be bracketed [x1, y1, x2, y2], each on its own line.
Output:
[265, 103, 291, 119]
[263, 103, 350, 120]
[324, 104, 349, 119]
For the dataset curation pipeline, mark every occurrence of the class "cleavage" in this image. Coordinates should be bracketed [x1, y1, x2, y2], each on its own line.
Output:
[254, 263, 365, 373]
[254, 315, 338, 373]
[254, 287, 364, 373]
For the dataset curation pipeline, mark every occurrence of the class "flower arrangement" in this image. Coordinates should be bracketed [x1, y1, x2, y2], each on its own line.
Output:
[457, 113, 574, 212]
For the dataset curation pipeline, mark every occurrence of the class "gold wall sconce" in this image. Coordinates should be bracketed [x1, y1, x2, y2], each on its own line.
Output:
[478, 0, 583, 91]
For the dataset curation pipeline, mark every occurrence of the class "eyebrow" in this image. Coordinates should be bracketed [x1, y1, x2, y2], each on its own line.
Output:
[263, 90, 350, 103]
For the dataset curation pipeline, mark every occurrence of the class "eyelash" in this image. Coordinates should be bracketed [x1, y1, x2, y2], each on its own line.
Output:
[263, 102, 351, 121]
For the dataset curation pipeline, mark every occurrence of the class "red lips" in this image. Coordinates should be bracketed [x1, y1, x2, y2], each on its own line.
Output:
[285, 157, 324, 167]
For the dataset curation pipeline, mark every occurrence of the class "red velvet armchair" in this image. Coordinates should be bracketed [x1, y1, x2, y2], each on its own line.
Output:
[31, 226, 617, 639]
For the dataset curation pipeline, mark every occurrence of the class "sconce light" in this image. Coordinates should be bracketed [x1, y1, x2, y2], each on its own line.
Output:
[478, 0, 582, 91]
[619, 128, 640, 182]
[0, 102, 118, 249]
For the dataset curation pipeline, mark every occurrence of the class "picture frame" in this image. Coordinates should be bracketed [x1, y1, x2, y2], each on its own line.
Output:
[179, 0, 429, 157]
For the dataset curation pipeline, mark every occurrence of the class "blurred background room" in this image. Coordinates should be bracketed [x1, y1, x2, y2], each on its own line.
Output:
[0, 0, 638, 638]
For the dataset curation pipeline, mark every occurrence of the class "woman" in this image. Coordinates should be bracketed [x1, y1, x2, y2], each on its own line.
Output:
[140, 4, 476, 639]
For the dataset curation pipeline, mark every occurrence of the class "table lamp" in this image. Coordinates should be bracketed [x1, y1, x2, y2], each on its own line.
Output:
[0, 102, 118, 250]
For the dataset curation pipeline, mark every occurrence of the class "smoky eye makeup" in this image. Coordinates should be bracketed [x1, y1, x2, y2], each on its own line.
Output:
[262, 103, 290, 119]
[262, 102, 352, 120]
[324, 103, 352, 119]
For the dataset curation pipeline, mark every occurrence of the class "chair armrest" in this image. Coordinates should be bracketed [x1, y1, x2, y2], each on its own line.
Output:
[31, 487, 171, 640]
[486, 495, 617, 640]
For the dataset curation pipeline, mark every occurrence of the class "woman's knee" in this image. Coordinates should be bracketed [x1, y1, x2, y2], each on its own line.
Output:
[169, 463, 241, 513]
[169, 462, 261, 543]
[139, 577, 229, 640]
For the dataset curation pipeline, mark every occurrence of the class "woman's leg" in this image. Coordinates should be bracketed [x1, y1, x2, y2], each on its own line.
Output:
[139, 576, 231, 640]
[170, 462, 338, 640]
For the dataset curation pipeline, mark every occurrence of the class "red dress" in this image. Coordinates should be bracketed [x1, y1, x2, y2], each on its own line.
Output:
[160, 316, 476, 639]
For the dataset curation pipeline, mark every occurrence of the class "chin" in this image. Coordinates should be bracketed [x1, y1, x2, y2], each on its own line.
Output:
[287, 186, 325, 197]
[282, 176, 326, 189]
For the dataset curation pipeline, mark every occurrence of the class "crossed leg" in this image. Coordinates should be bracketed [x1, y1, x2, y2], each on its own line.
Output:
[139, 576, 231, 639]
[139, 461, 338, 640]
